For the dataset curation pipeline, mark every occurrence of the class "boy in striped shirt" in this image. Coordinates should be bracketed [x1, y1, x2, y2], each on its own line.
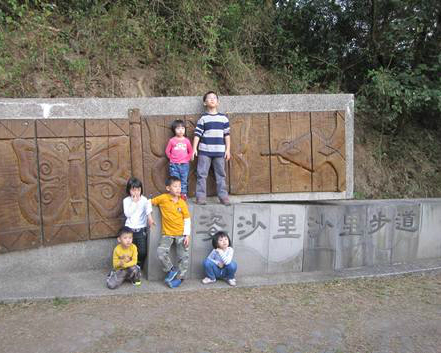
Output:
[192, 91, 231, 206]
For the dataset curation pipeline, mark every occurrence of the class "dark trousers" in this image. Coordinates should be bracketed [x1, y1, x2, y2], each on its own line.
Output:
[132, 227, 149, 269]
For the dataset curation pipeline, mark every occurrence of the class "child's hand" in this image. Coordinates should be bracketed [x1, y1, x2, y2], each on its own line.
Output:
[183, 235, 190, 248]
[148, 215, 155, 227]
[118, 260, 124, 267]
[224, 150, 231, 161]
[191, 150, 197, 161]
[218, 262, 224, 269]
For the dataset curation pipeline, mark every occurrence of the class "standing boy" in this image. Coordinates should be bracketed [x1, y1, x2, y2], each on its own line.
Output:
[107, 227, 142, 289]
[192, 91, 231, 206]
[152, 176, 191, 288]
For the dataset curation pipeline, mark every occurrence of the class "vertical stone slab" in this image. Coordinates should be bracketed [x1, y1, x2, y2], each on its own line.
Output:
[86, 136, 131, 239]
[232, 204, 270, 276]
[391, 203, 420, 263]
[418, 202, 441, 259]
[269, 112, 312, 193]
[37, 137, 89, 245]
[335, 205, 369, 269]
[128, 109, 144, 182]
[146, 203, 194, 281]
[311, 111, 346, 192]
[0, 136, 41, 252]
[229, 113, 271, 195]
[141, 115, 177, 196]
[303, 205, 340, 271]
[366, 204, 394, 265]
[190, 204, 234, 279]
[146, 208, 164, 281]
[268, 204, 305, 273]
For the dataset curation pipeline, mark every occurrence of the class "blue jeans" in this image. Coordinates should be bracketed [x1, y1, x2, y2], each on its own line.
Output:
[169, 162, 190, 195]
[203, 258, 237, 280]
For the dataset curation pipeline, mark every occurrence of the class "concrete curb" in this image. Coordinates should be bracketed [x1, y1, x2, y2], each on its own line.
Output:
[1, 258, 440, 304]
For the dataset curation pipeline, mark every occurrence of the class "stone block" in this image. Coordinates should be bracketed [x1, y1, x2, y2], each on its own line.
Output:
[303, 205, 341, 271]
[335, 205, 369, 269]
[190, 204, 234, 279]
[232, 204, 270, 276]
[268, 204, 305, 273]
[391, 203, 420, 264]
[366, 204, 395, 265]
[418, 202, 441, 259]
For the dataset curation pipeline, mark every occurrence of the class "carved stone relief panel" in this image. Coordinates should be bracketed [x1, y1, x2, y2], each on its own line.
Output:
[86, 136, 131, 239]
[0, 139, 41, 252]
[311, 111, 346, 191]
[85, 119, 129, 137]
[36, 119, 84, 138]
[269, 112, 312, 193]
[141, 115, 176, 196]
[229, 113, 270, 195]
[37, 138, 88, 245]
[0, 120, 35, 139]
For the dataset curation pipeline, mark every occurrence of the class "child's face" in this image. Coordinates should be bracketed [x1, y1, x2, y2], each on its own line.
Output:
[166, 180, 181, 197]
[204, 93, 219, 109]
[217, 236, 229, 250]
[174, 125, 185, 137]
[130, 187, 141, 198]
[118, 232, 133, 248]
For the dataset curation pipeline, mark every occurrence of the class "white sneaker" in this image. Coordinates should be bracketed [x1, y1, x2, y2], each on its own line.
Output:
[202, 277, 216, 284]
[226, 278, 237, 286]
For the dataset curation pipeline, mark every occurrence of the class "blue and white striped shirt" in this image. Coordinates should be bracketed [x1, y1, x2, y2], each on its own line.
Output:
[194, 112, 230, 157]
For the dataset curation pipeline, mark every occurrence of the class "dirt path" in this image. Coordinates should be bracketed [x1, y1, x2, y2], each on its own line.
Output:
[1, 272, 440, 353]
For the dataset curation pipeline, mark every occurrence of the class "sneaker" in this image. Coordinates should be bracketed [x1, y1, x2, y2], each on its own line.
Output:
[181, 194, 187, 201]
[132, 279, 141, 286]
[202, 277, 216, 284]
[219, 197, 231, 206]
[226, 278, 237, 286]
[196, 198, 206, 205]
[167, 278, 182, 288]
[164, 268, 178, 283]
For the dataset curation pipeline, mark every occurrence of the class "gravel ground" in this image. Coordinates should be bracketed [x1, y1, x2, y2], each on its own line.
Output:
[0, 272, 440, 353]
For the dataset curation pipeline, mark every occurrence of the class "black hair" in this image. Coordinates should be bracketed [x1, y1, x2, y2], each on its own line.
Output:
[211, 231, 231, 249]
[126, 177, 143, 195]
[165, 175, 181, 187]
[117, 226, 133, 238]
[171, 119, 186, 136]
[203, 91, 218, 102]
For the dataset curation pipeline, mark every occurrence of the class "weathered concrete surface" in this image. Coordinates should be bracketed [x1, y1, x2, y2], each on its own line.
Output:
[1, 199, 440, 285]
[0, 95, 353, 119]
[0, 257, 440, 304]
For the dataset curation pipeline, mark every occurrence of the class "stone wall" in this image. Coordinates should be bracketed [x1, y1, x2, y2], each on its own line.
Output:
[0, 95, 353, 253]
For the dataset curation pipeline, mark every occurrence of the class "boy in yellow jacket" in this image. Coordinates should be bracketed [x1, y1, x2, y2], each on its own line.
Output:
[107, 227, 142, 289]
[152, 176, 191, 288]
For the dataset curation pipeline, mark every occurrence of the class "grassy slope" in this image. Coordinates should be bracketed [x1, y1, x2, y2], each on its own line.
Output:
[1, 10, 440, 199]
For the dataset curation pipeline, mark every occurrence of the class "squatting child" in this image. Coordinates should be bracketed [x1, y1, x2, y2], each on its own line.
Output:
[107, 227, 141, 289]
[123, 177, 154, 271]
[152, 176, 191, 288]
[165, 119, 193, 201]
[192, 91, 231, 206]
[202, 231, 237, 286]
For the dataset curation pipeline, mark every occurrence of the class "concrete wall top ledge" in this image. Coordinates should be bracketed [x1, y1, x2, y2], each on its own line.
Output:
[0, 94, 354, 119]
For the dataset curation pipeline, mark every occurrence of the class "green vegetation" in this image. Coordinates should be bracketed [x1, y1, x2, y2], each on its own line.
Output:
[0, 0, 440, 198]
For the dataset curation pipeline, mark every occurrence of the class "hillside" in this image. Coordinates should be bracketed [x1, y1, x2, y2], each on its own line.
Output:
[1, 1, 440, 199]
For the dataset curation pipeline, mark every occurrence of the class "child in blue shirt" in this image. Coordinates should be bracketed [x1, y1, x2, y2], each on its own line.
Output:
[202, 231, 237, 286]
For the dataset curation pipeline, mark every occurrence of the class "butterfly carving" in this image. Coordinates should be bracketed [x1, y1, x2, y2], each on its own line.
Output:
[12, 136, 129, 226]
